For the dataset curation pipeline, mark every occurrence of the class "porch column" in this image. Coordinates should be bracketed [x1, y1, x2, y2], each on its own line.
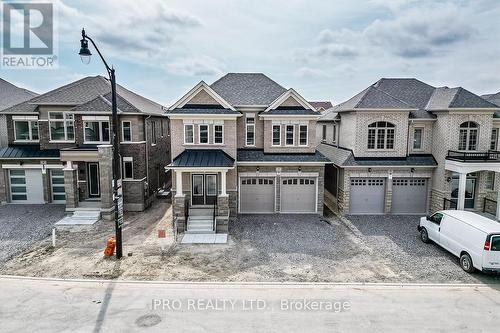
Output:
[457, 172, 467, 210]
[220, 170, 227, 196]
[496, 173, 500, 221]
[175, 170, 184, 197]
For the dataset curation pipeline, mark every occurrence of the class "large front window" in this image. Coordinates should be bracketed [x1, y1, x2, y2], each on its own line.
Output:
[458, 121, 478, 151]
[246, 115, 255, 146]
[14, 120, 38, 141]
[49, 112, 74, 141]
[367, 121, 395, 149]
[84, 121, 110, 143]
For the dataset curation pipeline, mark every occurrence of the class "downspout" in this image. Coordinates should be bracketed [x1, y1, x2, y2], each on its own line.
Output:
[145, 115, 151, 202]
[406, 119, 413, 157]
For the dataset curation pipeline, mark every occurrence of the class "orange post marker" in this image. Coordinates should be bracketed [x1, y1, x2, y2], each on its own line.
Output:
[104, 237, 116, 257]
[158, 229, 166, 238]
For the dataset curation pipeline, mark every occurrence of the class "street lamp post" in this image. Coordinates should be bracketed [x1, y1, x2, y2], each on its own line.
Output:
[79, 28, 123, 259]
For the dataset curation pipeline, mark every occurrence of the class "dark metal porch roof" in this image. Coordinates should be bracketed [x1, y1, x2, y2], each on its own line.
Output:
[169, 149, 235, 168]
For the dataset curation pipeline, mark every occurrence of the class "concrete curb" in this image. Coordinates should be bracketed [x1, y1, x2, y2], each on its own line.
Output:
[1, 275, 497, 289]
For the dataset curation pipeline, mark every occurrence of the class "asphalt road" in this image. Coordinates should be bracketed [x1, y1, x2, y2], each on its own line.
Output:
[0, 276, 499, 332]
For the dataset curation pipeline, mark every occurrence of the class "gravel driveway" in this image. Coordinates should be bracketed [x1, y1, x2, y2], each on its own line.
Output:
[347, 215, 500, 283]
[0, 205, 66, 264]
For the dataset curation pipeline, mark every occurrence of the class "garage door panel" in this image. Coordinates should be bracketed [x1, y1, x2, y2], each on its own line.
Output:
[392, 178, 427, 214]
[9, 169, 44, 204]
[349, 178, 385, 214]
[281, 177, 316, 213]
[240, 178, 275, 213]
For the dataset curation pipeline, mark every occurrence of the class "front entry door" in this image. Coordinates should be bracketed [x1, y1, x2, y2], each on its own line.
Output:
[451, 177, 476, 209]
[87, 162, 101, 198]
[192, 174, 217, 205]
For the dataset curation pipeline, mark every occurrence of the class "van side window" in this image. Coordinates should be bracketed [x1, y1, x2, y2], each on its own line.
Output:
[491, 236, 500, 251]
[429, 213, 443, 225]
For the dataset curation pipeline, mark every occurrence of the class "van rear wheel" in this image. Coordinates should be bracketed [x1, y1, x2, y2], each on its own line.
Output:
[420, 228, 430, 243]
[460, 253, 476, 273]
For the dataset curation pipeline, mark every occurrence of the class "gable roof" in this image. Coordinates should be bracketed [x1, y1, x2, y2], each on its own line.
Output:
[318, 108, 338, 121]
[2, 76, 164, 115]
[482, 92, 500, 107]
[309, 101, 333, 111]
[210, 73, 287, 106]
[168, 81, 238, 115]
[0, 78, 38, 111]
[333, 78, 499, 119]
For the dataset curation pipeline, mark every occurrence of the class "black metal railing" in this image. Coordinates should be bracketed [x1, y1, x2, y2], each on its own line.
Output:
[443, 198, 457, 210]
[483, 197, 497, 216]
[446, 150, 500, 162]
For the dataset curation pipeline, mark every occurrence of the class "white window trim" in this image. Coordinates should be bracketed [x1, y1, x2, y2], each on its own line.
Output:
[245, 114, 255, 147]
[83, 120, 111, 144]
[299, 124, 308, 146]
[122, 120, 132, 142]
[458, 122, 479, 151]
[213, 124, 224, 145]
[13, 120, 39, 142]
[272, 124, 281, 146]
[321, 124, 327, 142]
[184, 124, 194, 144]
[198, 124, 210, 145]
[285, 124, 295, 146]
[412, 127, 424, 151]
[48, 112, 75, 143]
[367, 123, 396, 150]
[122, 157, 134, 180]
[491, 128, 498, 151]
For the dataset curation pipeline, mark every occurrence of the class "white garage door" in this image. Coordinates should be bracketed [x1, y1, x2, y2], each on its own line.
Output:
[240, 177, 275, 213]
[392, 178, 428, 214]
[281, 177, 317, 213]
[349, 178, 385, 214]
[9, 169, 44, 204]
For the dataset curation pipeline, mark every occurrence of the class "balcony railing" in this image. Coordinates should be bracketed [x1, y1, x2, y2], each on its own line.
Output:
[443, 198, 457, 210]
[446, 150, 500, 162]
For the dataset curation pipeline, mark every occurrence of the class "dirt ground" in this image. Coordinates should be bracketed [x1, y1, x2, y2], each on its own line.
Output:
[1, 199, 499, 283]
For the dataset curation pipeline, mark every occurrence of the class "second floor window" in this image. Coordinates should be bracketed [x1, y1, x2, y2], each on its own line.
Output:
[272, 125, 281, 146]
[49, 112, 74, 141]
[413, 128, 423, 150]
[491, 128, 498, 151]
[199, 124, 209, 144]
[14, 120, 38, 141]
[332, 124, 337, 144]
[458, 121, 478, 151]
[84, 121, 110, 143]
[367, 121, 395, 150]
[214, 125, 223, 144]
[299, 125, 308, 146]
[286, 125, 294, 145]
[322, 125, 327, 141]
[184, 124, 194, 144]
[122, 121, 132, 142]
[246, 115, 255, 146]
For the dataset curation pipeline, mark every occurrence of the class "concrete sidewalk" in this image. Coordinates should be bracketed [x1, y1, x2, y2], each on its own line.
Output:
[1, 276, 499, 332]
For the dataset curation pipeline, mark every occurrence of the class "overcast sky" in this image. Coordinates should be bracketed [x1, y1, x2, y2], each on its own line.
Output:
[3, 0, 500, 106]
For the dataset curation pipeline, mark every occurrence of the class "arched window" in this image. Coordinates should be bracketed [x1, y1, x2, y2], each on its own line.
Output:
[367, 121, 395, 149]
[458, 121, 478, 151]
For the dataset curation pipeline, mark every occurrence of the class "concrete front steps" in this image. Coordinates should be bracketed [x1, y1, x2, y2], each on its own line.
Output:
[55, 210, 101, 226]
[187, 207, 215, 234]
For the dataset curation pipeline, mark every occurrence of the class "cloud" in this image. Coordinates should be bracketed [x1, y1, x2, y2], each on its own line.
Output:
[296, 67, 331, 79]
[164, 56, 224, 77]
[364, 4, 475, 58]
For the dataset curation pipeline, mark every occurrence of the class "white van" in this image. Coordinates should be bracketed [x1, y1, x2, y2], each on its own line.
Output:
[418, 210, 500, 273]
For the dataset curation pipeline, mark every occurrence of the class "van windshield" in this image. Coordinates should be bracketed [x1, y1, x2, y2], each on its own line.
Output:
[491, 236, 500, 251]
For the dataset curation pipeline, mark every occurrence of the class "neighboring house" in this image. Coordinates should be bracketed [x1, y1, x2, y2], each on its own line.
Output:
[309, 101, 333, 113]
[318, 78, 500, 218]
[0, 76, 170, 219]
[167, 73, 327, 234]
[0, 78, 39, 147]
[482, 92, 500, 108]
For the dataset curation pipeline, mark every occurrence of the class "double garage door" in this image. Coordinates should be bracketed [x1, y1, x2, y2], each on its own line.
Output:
[239, 177, 317, 213]
[349, 178, 427, 214]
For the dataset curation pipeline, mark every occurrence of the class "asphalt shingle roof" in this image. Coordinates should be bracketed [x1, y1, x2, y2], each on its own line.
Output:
[309, 101, 333, 111]
[482, 92, 500, 107]
[317, 144, 352, 165]
[168, 108, 240, 115]
[318, 109, 339, 121]
[169, 149, 235, 168]
[0, 78, 38, 111]
[264, 109, 319, 115]
[237, 149, 329, 163]
[333, 78, 498, 119]
[0, 145, 60, 159]
[210, 73, 287, 106]
[71, 93, 141, 113]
